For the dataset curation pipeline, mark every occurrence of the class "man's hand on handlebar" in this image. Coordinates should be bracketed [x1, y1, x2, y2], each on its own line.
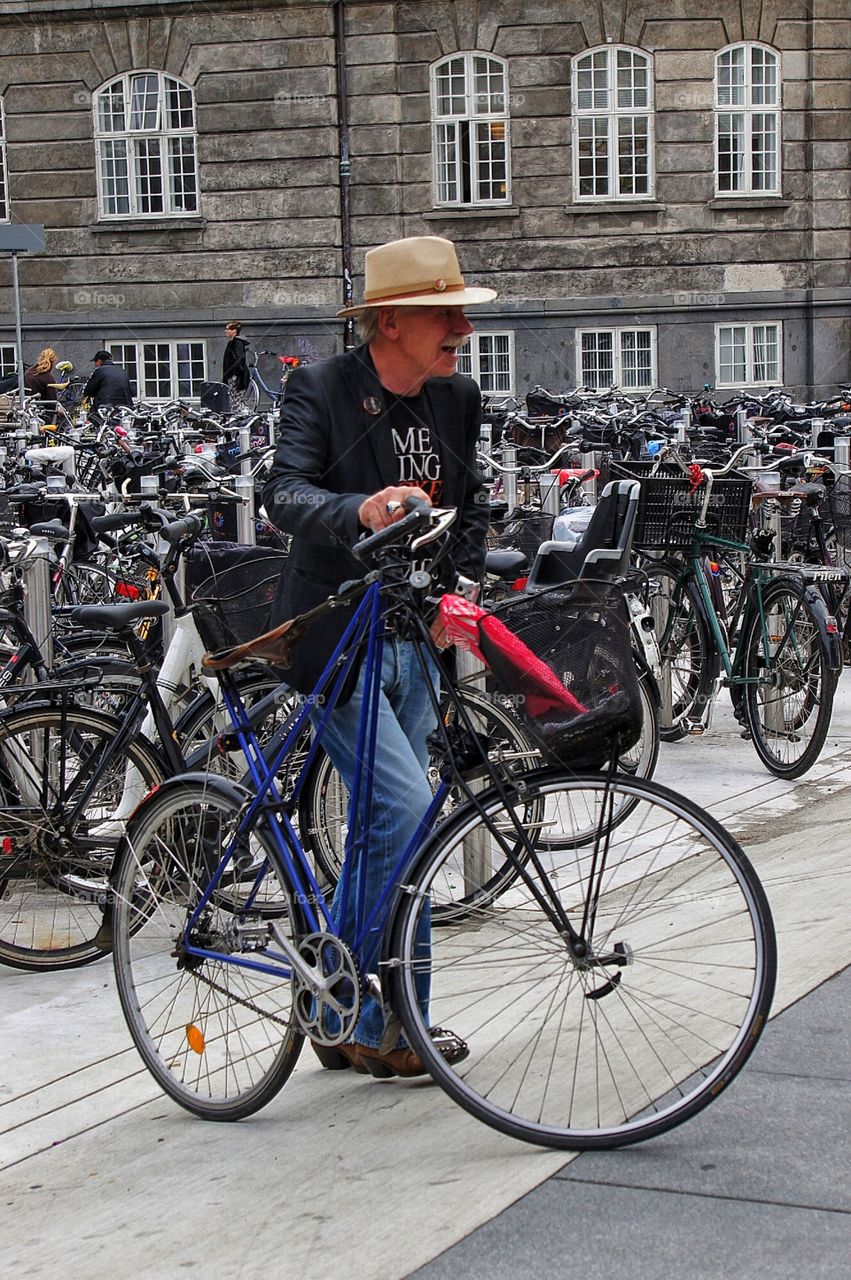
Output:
[358, 485, 431, 533]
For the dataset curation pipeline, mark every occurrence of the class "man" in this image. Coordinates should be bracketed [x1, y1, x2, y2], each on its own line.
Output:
[82, 350, 134, 413]
[262, 235, 495, 1078]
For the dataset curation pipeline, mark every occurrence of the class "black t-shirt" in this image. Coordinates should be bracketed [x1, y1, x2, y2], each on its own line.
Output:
[387, 390, 444, 505]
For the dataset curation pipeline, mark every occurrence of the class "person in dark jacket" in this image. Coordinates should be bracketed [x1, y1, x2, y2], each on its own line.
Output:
[222, 321, 251, 414]
[262, 235, 495, 1079]
[0, 348, 58, 400]
[82, 351, 134, 413]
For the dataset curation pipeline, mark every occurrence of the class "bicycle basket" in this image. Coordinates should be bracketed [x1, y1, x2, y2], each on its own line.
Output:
[478, 587, 643, 767]
[505, 417, 570, 455]
[610, 460, 753, 551]
[825, 473, 851, 564]
[187, 542, 287, 653]
[489, 508, 555, 559]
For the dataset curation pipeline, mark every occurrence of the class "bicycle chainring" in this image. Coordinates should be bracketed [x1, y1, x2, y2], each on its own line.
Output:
[292, 932, 361, 1046]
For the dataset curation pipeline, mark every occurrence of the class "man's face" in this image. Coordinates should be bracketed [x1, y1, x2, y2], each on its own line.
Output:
[388, 306, 474, 383]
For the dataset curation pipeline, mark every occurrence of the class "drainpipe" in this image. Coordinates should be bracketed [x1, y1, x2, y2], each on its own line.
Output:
[804, 3, 815, 396]
[335, 0, 356, 349]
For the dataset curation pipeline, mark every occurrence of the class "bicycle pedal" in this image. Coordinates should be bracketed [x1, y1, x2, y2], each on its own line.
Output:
[685, 721, 707, 736]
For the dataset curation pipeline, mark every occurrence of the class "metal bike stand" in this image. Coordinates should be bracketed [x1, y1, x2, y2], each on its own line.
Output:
[580, 445, 599, 500]
[735, 407, 750, 446]
[454, 646, 495, 894]
[835, 436, 850, 472]
[157, 532, 182, 655]
[23, 534, 53, 675]
[501, 444, 518, 510]
[234, 475, 256, 545]
[655, 572, 675, 732]
[539, 470, 561, 517]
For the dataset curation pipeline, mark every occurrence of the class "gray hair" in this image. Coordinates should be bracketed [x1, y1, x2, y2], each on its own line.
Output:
[356, 307, 381, 344]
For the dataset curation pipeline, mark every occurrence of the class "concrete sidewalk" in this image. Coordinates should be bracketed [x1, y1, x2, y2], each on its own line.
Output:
[1, 691, 850, 1280]
[411, 966, 851, 1280]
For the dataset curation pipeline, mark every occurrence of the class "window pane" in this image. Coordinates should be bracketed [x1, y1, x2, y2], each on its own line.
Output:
[717, 47, 746, 107]
[581, 332, 614, 390]
[455, 339, 473, 378]
[473, 56, 507, 115]
[105, 344, 139, 397]
[165, 76, 195, 129]
[616, 50, 649, 110]
[100, 139, 131, 215]
[751, 112, 777, 191]
[133, 138, 165, 214]
[435, 122, 459, 202]
[752, 325, 779, 382]
[617, 116, 649, 195]
[169, 136, 198, 212]
[717, 113, 745, 191]
[129, 74, 160, 131]
[477, 334, 511, 394]
[0, 344, 16, 377]
[718, 326, 748, 384]
[176, 342, 205, 398]
[143, 344, 172, 398]
[620, 331, 652, 389]
[576, 51, 610, 111]
[97, 81, 126, 133]
[578, 118, 610, 197]
[474, 120, 507, 201]
[751, 48, 778, 106]
[435, 57, 467, 116]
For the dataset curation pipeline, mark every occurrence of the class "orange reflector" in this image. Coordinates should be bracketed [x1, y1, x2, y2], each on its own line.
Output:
[185, 1024, 206, 1054]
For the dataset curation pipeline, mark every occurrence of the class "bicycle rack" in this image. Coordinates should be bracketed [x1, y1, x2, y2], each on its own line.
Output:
[22, 533, 53, 673]
[501, 444, 518, 510]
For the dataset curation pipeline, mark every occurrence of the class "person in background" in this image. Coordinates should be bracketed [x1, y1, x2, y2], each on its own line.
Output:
[0, 348, 58, 400]
[222, 321, 251, 414]
[82, 350, 134, 414]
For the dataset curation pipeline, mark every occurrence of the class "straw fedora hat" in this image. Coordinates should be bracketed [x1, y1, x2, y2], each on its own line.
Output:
[337, 236, 496, 317]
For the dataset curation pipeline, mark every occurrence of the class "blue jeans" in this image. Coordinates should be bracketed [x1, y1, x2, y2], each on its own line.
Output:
[312, 639, 438, 1049]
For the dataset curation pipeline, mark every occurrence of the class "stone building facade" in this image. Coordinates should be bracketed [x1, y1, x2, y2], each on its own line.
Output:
[0, 0, 848, 401]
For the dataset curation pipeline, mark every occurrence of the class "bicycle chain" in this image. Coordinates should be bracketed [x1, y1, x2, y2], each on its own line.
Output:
[191, 968, 296, 1031]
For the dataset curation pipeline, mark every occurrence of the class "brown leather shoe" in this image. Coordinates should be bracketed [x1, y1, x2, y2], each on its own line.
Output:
[349, 1042, 428, 1079]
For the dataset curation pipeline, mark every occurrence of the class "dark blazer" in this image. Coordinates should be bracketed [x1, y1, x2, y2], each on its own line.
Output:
[261, 344, 489, 694]
[82, 361, 133, 411]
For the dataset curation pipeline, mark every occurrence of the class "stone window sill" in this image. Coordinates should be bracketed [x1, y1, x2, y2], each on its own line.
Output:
[90, 217, 206, 234]
[423, 206, 520, 220]
[564, 202, 666, 215]
[709, 199, 791, 210]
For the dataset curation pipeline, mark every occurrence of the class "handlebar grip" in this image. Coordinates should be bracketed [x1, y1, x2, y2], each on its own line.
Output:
[90, 509, 148, 533]
[158, 512, 206, 545]
[351, 496, 432, 562]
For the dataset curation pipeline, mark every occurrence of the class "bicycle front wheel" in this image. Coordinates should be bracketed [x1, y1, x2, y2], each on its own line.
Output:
[742, 580, 836, 778]
[0, 704, 166, 971]
[390, 769, 776, 1150]
[112, 776, 303, 1120]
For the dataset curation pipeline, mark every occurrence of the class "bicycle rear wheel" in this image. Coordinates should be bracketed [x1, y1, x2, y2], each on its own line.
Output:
[742, 580, 836, 778]
[645, 561, 716, 739]
[390, 769, 776, 1150]
[112, 776, 303, 1120]
[0, 703, 165, 971]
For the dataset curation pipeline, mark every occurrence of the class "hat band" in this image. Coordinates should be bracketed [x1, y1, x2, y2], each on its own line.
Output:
[363, 280, 467, 305]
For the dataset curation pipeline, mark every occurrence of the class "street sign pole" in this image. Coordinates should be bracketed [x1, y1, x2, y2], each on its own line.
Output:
[0, 225, 45, 410]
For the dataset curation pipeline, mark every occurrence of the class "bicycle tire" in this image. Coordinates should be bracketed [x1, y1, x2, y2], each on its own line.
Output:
[389, 768, 776, 1150]
[0, 703, 166, 971]
[645, 560, 716, 740]
[742, 579, 836, 778]
[112, 775, 303, 1120]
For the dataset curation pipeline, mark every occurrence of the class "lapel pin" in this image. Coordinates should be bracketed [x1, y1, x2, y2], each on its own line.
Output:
[363, 396, 382, 416]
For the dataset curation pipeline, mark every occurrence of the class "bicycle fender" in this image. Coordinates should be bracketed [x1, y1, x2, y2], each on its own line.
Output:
[803, 585, 844, 673]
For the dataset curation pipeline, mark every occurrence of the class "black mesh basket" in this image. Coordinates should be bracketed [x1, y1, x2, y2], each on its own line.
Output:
[488, 509, 554, 559]
[478, 587, 643, 767]
[825, 473, 851, 564]
[187, 542, 287, 653]
[610, 460, 753, 551]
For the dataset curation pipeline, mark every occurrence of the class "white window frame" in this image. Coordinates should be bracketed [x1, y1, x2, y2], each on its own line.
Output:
[571, 46, 655, 202]
[93, 71, 199, 220]
[456, 331, 515, 395]
[431, 52, 511, 207]
[715, 322, 782, 387]
[576, 327, 657, 391]
[715, 43, 781, 196]
[0, 98, 9, 222]
[105, 340, 207, 401]
[0, 344, 16, 377]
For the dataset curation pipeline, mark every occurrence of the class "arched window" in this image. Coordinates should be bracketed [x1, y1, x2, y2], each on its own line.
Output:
[431, 53, 510, 206]
[0, 98, 9, 221]
[715, 44, 780, 195]
[572, 46, 655, 201]
[94, 71, 198, 218]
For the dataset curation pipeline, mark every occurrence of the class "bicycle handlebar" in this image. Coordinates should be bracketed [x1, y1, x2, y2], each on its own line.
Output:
[352, 496, 442, 562]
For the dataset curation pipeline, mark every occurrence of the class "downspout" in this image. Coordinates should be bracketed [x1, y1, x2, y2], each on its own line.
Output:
[335, 0, 356, 349]
[804, 3, 815, 396]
